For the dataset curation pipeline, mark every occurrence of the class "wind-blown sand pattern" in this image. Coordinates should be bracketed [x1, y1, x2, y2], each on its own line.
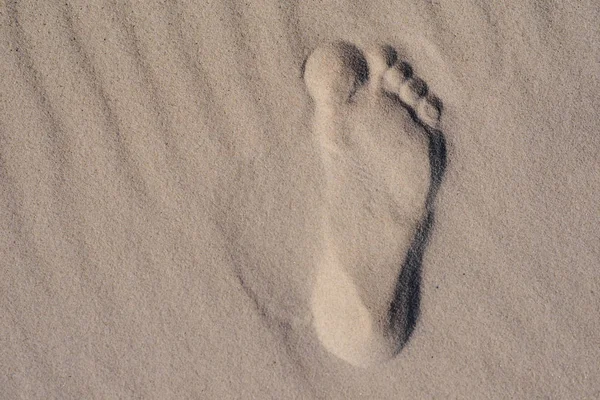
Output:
[1, 0, 599, 398]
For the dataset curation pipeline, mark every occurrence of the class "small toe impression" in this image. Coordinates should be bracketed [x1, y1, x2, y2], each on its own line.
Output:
[382, 61, 413, 93]
[417, 94, 443, 127]
[304, 42, 368, 107]
[364, 45, 398, 90]
[398, 77, 428, 107]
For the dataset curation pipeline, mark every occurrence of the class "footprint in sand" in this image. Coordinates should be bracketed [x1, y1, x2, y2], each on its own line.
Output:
[304, 42, 446, 367]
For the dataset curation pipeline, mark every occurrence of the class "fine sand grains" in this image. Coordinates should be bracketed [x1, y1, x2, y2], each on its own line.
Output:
[1, 0, 599, 398]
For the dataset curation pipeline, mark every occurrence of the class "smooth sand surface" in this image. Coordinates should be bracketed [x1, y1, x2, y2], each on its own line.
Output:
[1, 0, 599, 398]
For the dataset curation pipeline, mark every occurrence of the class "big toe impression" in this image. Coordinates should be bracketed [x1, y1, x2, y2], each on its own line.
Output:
[304, 42, 368, 106]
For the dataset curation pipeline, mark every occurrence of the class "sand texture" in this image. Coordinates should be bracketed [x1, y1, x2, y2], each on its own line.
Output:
[1, 0, 599, 398]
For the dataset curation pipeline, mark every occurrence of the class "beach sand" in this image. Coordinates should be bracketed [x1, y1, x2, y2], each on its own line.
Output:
[1, 0, 599, 398]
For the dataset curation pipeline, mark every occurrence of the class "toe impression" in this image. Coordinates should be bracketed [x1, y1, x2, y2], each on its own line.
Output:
[304, 42, 368, 107]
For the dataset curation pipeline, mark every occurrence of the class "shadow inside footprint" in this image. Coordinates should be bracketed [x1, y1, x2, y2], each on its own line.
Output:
[389, 125, 447, 350]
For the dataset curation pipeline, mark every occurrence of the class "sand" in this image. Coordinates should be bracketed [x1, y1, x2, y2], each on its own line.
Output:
[1, 0, 599, 398]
